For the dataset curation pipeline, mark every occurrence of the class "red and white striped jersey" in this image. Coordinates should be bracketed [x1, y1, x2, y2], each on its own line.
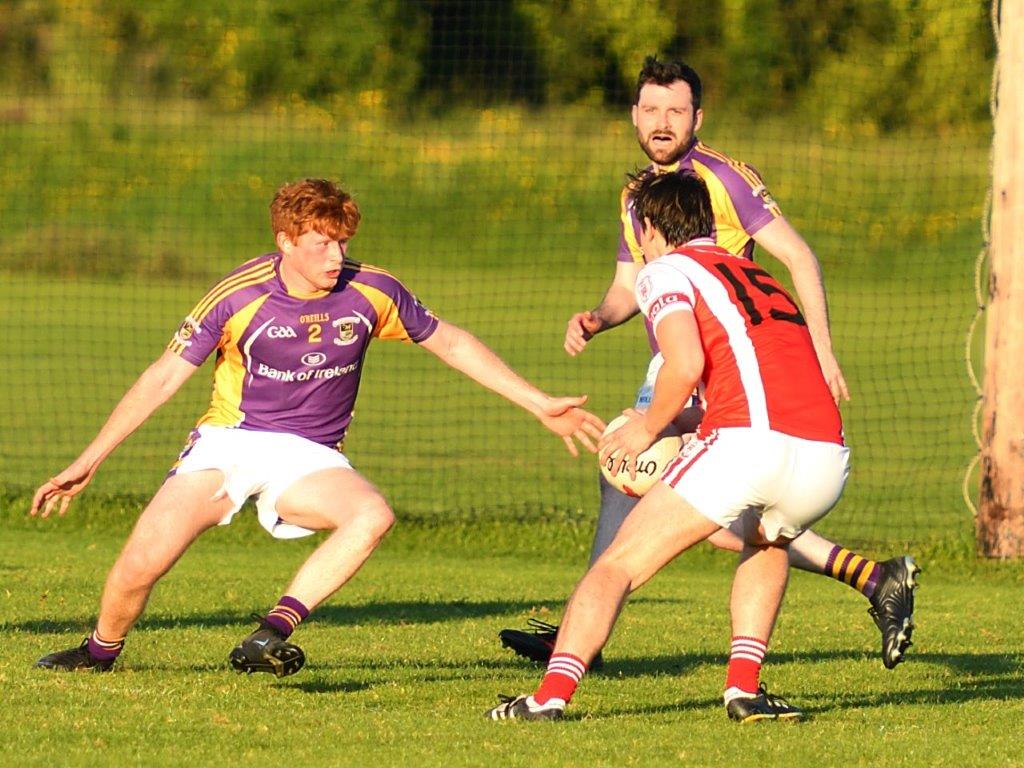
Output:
[635, 237, 843, 445]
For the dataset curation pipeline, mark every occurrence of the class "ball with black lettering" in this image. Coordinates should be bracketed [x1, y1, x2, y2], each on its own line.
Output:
[599, 415, 683, 498]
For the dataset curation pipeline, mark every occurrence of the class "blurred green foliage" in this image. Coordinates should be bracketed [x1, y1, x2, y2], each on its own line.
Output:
[0, 0, 58, 90]
[0, 0, 993, 130]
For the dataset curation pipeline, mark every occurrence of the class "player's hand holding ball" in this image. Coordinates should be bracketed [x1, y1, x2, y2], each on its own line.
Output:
[598, 408, 683, 497]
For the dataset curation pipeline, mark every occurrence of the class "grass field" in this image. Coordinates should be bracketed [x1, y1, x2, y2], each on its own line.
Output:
[2, 509, 1022, 768]
[0, 99, 989, 547]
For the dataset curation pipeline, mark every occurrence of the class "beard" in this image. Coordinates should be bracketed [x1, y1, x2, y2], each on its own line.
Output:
[636, 127, 694, 166]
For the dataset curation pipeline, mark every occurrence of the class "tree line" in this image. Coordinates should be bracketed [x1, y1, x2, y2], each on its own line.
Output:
[1, 0, 993, 131]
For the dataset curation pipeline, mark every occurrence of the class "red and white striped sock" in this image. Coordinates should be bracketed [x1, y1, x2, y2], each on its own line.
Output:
[724, 636, 767, 702]
[533, 653, 587, 705]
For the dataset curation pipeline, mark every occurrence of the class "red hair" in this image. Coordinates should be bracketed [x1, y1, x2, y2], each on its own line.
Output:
[270, 179, 361, 241]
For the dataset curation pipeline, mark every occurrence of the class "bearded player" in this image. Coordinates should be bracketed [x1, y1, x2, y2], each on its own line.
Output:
[499, 57, 918, 672]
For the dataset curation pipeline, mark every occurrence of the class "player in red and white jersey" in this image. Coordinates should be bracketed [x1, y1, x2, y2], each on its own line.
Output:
[500, 56, 918, 676]
[487, 172, 848, 724]
[634, 237, 844, 447]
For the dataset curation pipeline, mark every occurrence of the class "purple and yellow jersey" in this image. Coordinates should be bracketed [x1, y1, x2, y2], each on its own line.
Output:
[167, 253, 438, 448]
[618, 138, 781, 264]
[617, 138, 782, 351]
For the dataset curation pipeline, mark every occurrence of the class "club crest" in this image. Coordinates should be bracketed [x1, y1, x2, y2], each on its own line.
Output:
[333, 317, 358, 346]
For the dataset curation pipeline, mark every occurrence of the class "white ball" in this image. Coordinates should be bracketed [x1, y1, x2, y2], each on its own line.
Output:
[599, 415, 683, 498]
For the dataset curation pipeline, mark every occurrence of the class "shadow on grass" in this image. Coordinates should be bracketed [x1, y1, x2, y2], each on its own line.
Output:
[606, 648, 1024, 680]
[811, 676, 1024, 712]
[283, 679, 372, 695]
[127, 661, 232, 673]
[10, 594, 693, 637]
[17, 644, 1023, 712]
[604, 652, 1024, 718]
[10, 597, 565, 635]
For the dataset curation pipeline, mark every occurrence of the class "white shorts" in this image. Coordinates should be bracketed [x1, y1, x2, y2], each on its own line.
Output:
[171, 425, 353, 539]
[661, 427, 850, 541]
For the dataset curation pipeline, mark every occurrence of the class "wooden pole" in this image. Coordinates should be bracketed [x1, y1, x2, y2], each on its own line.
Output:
[979, 0, 1024, 557]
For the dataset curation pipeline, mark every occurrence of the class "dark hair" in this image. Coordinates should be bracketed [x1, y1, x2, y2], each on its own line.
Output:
[629, 171, 714, 246]
[634, 56, 702, 109]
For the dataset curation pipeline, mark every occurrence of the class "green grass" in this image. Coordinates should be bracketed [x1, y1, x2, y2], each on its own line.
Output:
[0, 98, 990, 547]
[2, 513, 1022, 767]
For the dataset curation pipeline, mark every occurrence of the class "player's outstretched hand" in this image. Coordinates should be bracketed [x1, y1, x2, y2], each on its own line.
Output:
[564, 311, 603, 357]
[598, 408, 658, 480]
[817, 349, 850, 404]
[537, 395, 606, 456]
[30, 460, 97, 518]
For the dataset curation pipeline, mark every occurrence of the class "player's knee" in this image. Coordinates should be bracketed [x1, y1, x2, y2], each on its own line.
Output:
[366, 503, 396, 540]
[110, 548, 164, 591]
[591, 551, 644, 592]
[345, 497, 395, 542]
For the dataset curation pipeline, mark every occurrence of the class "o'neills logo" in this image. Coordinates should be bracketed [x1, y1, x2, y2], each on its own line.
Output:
[603, 453, 660, 481]
[256, 361, 358, 382]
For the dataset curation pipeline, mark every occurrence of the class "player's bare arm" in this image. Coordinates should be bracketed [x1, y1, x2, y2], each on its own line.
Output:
[753, 216, 850, 403]
[599, 312, 702, 472]
[31, 350, 199, 518]
[419, 320, 605, 456]
[564, 260, 642, 356]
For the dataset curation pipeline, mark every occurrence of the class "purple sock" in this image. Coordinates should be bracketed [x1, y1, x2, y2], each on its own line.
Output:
[264, 596, 310, 638]
[861, 563, 883, 599]
[87, 629, 125, 661]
